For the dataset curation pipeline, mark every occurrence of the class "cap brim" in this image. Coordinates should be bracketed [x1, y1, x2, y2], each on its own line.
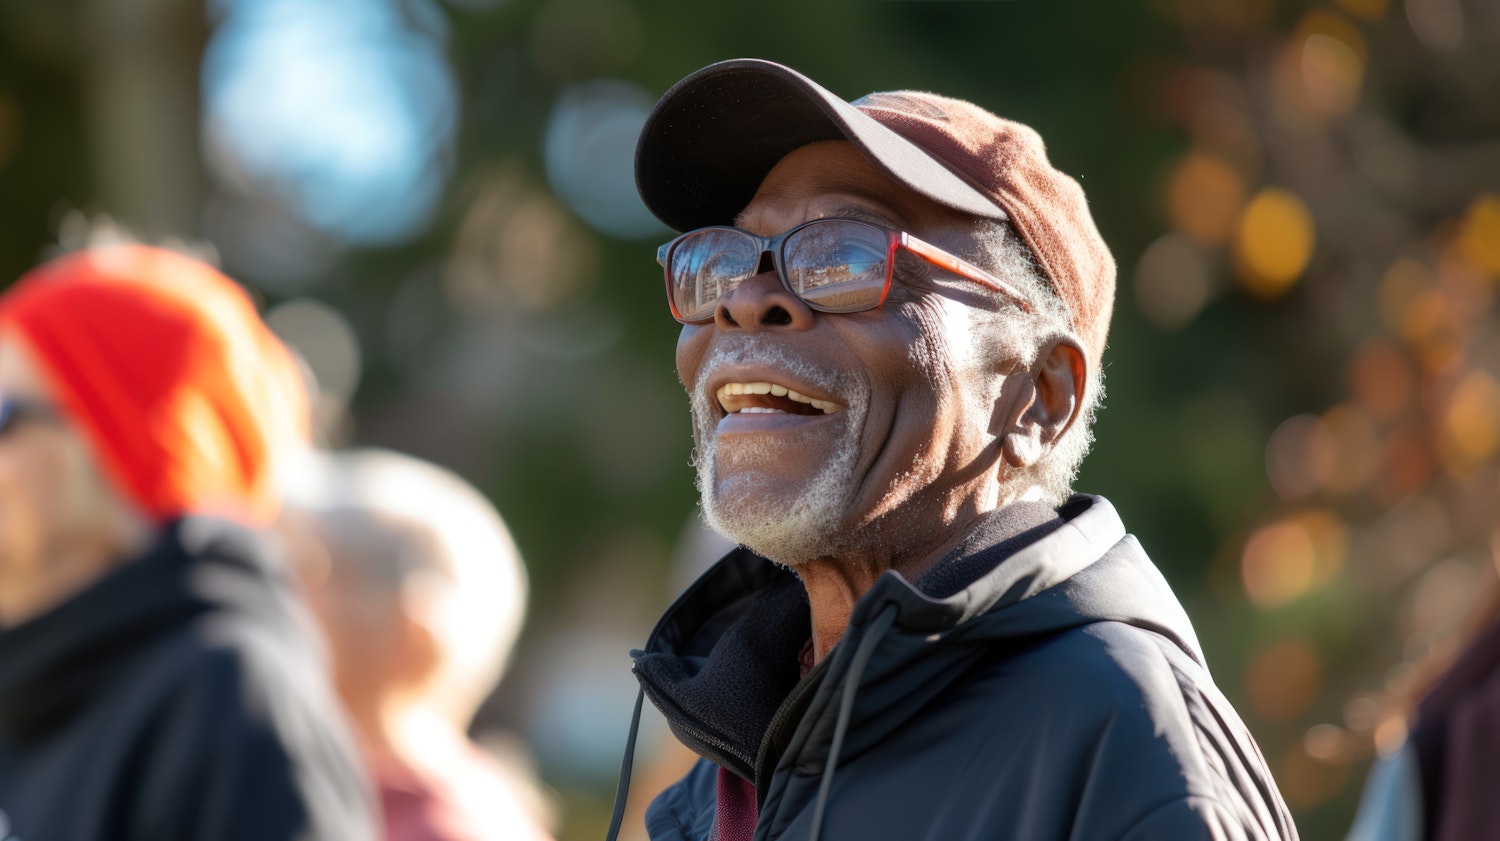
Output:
[635, 58, 1007, 233]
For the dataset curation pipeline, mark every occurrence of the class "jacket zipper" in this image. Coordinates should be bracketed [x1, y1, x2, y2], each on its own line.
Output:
[754, 654, 832, 803]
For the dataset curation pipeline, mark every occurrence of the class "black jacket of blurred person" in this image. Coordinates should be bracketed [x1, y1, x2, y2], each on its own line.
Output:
[0, 518, 374, 840]
[0, 245, 376, 841]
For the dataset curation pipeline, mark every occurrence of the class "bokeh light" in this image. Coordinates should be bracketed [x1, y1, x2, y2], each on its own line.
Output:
[1133, 232, 1216, 329]
[1405, 0, 1465, 51]
[1458, 193, 1500, 276]
[1293, 11, 1368, 118]
[1405, 557, 1485, 643]
[1242, 510, 1348, 608]
[1348, 339, 1416, 422]
[543, 79, 664, 241]
[265, 297, 364, 429]
[1166, 150, 1248, 245]
[1234, 187, 1315, 299]
[202, 0, 458, 244]
[1280, 741, 1349, 810]
[447, 164, 601, 314]
[1246, 637, 1324, 721]
[1267, 414, 1335, 501]
[1321, 404, 1380, 495]
[1440, 369, 1500, 471]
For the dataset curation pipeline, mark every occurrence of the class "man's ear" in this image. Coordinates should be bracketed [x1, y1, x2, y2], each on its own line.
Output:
[999, 337, 1087, 470]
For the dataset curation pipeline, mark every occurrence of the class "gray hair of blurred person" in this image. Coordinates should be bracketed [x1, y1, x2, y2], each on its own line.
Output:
[282, 448, 528, 725]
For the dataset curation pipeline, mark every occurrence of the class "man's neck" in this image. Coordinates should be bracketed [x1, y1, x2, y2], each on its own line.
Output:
[795, 526, 973, 663]
[792, 484, 1052, 662]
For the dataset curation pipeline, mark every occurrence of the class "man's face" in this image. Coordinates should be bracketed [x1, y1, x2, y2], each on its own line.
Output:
[677, 140, 1021, 566]
[0, 336, 129, 626]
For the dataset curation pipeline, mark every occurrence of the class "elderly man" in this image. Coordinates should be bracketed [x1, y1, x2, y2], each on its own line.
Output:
[606, 60, 1298, 841]
[0, 245, 375, 840]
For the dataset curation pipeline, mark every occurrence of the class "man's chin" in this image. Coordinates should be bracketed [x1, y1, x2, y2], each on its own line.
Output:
[699, 468, 854, 567]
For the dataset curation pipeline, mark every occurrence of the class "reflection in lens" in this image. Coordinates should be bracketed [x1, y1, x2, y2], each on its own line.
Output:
[785, 221, 887, 312]
[671, 229, 756, 320]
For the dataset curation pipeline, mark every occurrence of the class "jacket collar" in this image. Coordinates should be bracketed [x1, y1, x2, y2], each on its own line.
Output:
[0, 517, 291, 743]
[632, 497, 1069, 784]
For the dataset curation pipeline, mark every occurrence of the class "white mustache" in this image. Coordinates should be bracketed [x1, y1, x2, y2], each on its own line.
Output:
[690, 340, 853, 407]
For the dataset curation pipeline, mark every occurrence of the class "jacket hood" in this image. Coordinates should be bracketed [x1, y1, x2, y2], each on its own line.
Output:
[0, 517, 309, 743]
[632, 495, 1205, 794]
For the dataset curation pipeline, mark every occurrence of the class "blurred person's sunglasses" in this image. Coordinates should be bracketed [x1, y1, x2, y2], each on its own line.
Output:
[0, 397, 60, 436]
[657, 217, 1032, 325]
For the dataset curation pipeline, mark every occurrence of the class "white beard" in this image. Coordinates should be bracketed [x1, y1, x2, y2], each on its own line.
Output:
[688, 342, 869, 566]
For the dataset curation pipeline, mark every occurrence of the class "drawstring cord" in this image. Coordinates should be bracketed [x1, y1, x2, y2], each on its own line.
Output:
[808, 604, 897, 841]
[605, 686, 647, 841]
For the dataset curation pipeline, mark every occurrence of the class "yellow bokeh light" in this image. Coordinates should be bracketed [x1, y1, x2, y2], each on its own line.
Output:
[1443, 369, 1500, 465]
[1274, 9, 1369, 122]
[1301, 32, 1366, 117]
[1234, 187, 1315, 299]
[1297, 9, 1370, 63]
[1166, 151, 1249, 246]
[1459, 193, 1500, 277]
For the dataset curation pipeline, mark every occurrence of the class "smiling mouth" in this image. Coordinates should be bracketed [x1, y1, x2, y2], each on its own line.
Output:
[716, 381, 842, 416]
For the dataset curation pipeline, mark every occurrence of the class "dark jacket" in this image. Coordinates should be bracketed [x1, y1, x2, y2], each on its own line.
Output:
[629, 496, 1297, 841]
[0, 517, 377, 841]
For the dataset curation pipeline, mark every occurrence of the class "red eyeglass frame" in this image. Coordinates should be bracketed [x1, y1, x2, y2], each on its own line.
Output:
[657, 217, 1033, 325]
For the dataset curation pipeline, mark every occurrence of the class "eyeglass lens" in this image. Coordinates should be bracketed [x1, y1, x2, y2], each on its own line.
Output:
[668, 220, 891, 322]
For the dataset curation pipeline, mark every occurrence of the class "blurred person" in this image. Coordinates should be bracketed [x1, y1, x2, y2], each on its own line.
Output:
[281, 448, 553, 841]
[606, 60, 1298, 841]
[0, 245, 376, 840]
[1347, 590, 1500, 841]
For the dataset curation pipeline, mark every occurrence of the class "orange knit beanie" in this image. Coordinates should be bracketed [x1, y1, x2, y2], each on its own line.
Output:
[0, 245, 310, 525]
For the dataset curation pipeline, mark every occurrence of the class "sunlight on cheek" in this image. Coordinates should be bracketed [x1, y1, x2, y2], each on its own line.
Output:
[902, 295, 982, 410]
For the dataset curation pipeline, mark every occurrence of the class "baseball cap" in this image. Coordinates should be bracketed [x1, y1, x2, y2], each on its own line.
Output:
[634, 58, 1116, 366]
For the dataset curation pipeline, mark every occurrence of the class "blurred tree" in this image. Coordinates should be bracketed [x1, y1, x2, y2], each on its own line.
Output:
[0, 0, 205, 270]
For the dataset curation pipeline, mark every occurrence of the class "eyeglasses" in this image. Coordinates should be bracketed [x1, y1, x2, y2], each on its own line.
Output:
[0, 396, 59, 436]
[657, 217, 1031, 325]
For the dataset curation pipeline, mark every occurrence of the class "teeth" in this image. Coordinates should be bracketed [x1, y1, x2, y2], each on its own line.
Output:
[715, 381, 840, 414]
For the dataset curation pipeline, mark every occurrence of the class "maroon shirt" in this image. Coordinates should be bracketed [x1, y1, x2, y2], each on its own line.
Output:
[712, 639, 816, 840]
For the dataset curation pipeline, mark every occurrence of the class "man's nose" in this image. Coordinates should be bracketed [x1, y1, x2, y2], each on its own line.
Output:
[715, 266, 815, 331]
